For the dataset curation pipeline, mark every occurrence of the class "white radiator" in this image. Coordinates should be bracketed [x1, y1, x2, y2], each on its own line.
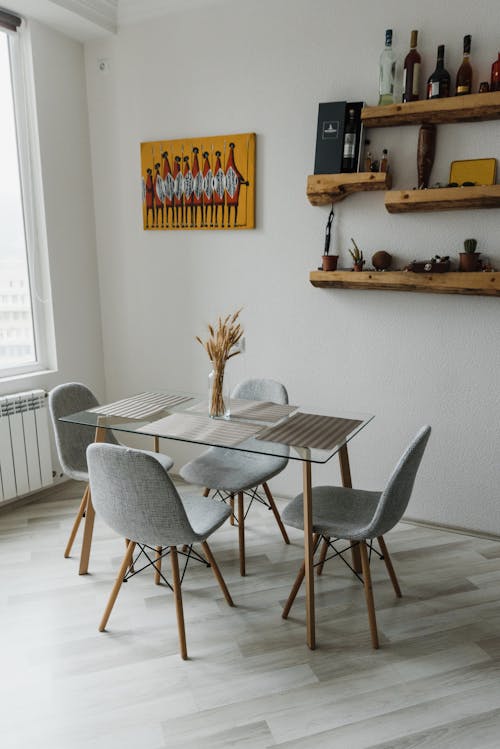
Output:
[0, 389, 53, 502]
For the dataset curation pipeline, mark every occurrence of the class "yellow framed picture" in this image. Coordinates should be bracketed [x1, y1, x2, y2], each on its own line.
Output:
[449, 158, 497, 186]
[140, 133, 255, 230]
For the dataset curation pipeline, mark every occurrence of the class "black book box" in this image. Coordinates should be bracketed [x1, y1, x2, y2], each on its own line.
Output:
[313, 101, 364, 174]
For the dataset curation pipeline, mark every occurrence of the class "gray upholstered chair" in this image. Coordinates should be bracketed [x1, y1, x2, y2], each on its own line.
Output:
[87, 443, 234, 660]
[281, 426, 431, 649]
[180, 378, 290, 576]
[48, 382, 173, 563]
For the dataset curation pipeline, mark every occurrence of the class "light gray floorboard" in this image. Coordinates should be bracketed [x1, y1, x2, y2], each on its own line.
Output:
[1, 479, 500, 748]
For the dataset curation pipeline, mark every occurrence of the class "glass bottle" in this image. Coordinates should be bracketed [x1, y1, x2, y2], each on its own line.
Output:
[455, 35, 473, 95]
[402, 30, 421, 102]
[380, 149, 389, 173]
[341, 108, 358, 172]
[378, 29, 396, 105]
[491, 52, 500, 92]
[427, 45, 450, 99]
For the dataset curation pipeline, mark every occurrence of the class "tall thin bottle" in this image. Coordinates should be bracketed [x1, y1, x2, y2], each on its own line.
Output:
[342, 108, 358, 172]
[378, 29, 396, 105]
[455, 35, 473, 95]
[402, 30, 421, 102]
[427, 45, 450, 99]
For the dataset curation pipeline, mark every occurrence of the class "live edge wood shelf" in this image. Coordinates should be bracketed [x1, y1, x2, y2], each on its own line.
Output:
[309, 270, 500, 297]
[307, 92, 500, 211]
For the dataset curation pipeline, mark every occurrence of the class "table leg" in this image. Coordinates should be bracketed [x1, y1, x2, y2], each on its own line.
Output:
[338, 443, 361, 573]
[79, 425, 107, 575]
[303, 461, 315, 650]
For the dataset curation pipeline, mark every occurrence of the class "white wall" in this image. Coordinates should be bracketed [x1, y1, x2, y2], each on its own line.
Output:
[85, 0, 500, 534]
[2, 19, 105, 402]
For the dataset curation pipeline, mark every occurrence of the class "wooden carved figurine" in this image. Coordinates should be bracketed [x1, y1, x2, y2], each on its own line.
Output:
[417, 123, 436, 189]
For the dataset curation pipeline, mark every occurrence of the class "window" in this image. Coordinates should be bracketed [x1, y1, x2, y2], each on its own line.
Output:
[0, 10, 54, 379]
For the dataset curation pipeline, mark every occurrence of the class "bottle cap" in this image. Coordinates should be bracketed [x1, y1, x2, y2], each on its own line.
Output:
[437, 44, 445, 58]
[410, 30, 418, 47]
[385, 29, 393, 46]
[464, 35, 471, 54]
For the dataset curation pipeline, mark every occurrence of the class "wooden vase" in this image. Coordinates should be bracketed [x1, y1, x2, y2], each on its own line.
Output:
[417, 123, 437, 189]
[322, 255, 338, 271]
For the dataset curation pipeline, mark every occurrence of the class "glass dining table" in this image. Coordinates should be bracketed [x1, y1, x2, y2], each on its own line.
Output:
[60, 389, 373, 650]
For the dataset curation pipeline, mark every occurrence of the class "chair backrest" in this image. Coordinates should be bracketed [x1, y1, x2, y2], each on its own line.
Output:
[231, 378, 288, 405]
[48, 382, 117, 480]
[366, 426, 431, 538]
[87, 443, 196, 547]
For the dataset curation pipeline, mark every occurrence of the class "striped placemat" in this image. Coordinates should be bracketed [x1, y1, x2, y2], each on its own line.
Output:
[136, 412, 263, 446]
[188, 398, 297, 423]
[256, 413, 363, 451]
[89, 392, 194, 419]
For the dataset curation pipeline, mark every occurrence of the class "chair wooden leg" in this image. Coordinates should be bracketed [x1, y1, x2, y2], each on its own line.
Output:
[202, 487, 210, 497]
[124, 538, 135, 573]
[170, 546, 188, 660]
[78, 491, 96, 575]
[154, 546, 162, 584]
[202, 540, 234, 607]
[99, 541, 136, 632]
[282, 534, 320, 619]
[64, 485, 89, 558]
[316, 537, 329, 576]
[237, 491, 245, 576]
[359, 540, 379, 649]
[229, 493, 235, 526]
[377, 535, 402, 598]
[262, 482, 290, 544]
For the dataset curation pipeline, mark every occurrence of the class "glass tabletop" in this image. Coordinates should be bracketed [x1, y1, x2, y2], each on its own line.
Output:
[60, 389, 374, 464]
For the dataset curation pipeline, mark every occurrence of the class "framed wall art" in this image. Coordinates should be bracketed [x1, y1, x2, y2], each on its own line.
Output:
[141, 132, 255, 230]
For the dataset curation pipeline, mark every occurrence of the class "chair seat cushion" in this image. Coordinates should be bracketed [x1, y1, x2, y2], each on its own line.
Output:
[282, 485, 382, 541]
[181, 494, 232, 540]
[66, 450, 173, 484]
[180, 446, 287, 492]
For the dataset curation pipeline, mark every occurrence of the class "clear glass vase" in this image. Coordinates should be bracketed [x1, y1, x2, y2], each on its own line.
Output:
[208, 362, 230, 418]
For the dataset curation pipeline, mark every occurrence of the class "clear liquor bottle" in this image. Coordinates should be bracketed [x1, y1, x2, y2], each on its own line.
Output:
[378, 29, 397, 105]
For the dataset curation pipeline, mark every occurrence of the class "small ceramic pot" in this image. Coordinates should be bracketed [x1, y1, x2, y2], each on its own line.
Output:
[353, 263, 364, 272]
[459, 252, 480, 272]
[322, 254, 338, 271]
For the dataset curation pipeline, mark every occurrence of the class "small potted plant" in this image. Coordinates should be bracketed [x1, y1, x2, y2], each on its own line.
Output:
[349, 237, 365, 271]
[321, 208, 339, 271]
[459, 238, 480, 272]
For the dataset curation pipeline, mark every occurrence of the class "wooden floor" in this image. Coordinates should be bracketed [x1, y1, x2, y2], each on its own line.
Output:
[1, 479, 500, 749]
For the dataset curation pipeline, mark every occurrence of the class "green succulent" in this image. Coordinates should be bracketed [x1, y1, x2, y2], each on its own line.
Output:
[464, 238, 477, 254]
[349, 237, 364, 266]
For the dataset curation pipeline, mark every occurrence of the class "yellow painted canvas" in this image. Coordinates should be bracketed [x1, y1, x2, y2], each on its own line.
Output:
[141, 133, 255, 230]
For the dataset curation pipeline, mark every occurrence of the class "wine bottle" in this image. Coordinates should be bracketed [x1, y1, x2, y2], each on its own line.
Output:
[427, 45, 450, 99]
[342, 108, 358, 172]
[378, 29, 396, 105]
[402, 30, 421, 102]
[491, 52, 500, 92]
[455, 35, 472, 95]
[380, 149, 389, 173]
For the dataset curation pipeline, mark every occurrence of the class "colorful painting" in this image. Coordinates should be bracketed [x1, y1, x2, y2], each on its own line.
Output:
[141, 133, 255, 230]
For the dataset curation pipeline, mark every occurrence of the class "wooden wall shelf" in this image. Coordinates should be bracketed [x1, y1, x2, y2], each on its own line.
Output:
[309, 270, 500, 296]
[362, 91, 500, 128]
[385, 185, 500, 213]
[306, 172, 391, 206]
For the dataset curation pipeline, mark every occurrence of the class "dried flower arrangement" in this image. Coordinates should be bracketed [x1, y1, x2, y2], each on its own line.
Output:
[196, 309, 244, 417]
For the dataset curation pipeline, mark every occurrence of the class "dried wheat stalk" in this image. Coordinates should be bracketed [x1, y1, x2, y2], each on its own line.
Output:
[196, 309, 243, 416]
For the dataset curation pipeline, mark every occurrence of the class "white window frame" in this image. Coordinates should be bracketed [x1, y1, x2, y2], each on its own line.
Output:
[0, 20, 56, 382]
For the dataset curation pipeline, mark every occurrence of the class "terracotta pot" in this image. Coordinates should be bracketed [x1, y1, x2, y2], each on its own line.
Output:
[322, 254, 338, 271]
[459, 252, 480, 272]
[353, 263, 364, 272]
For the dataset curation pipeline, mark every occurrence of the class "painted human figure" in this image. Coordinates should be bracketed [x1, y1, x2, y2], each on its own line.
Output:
[173, 156, 183, 228]
[201, 150, 213, 227]
[154, 162, 164, 228]
[183, 155, 194, 228]
[191, 147, 203, 228]
[161, 150, 174, 228]
[144, 168, 154, 228]
[225, 142, 249, 228]
[213, 150, 225, 228]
